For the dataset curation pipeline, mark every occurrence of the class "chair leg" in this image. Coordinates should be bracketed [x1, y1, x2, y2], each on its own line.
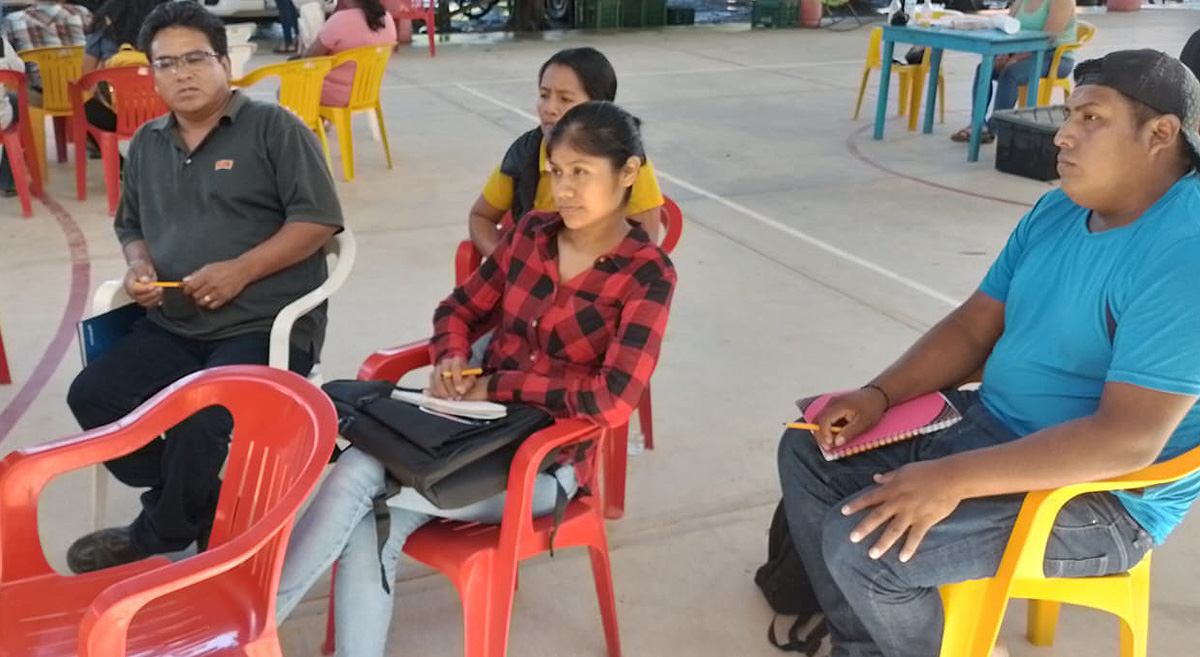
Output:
[638, 386, 653, 451]
[29, 107, 47, 181]
[454, 555, 496, 657]
[1120, 555, 1152, 657]
[1025, 600, 1060, 646]
[897, 73, 909, 116]
[1017, 85, 1028, 109]
[426, 12, 436, 56]
[938, 74, 945, 124]
[316, 124, 334, 175]
[588, 543, 622, 657]
[605, 425, 628, 520]
[5, 135, 33, 217]
[75, 119, 89, 201]
[853, 68, 871, 120]
[485, 559, 520, 657]
[53, 116, 68, 163]
[0, 317, 10, 384]
[99, 135, 122, 215]
[374, 105, 393, 170]
[332, 111, 355, 181]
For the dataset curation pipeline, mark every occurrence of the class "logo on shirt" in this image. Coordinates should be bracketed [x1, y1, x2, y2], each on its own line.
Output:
[214, 159, 235, 171]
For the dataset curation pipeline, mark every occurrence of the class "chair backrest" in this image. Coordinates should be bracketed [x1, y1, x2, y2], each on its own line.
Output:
[75, 66, 169, 138]
[234, 57, 334, 129]
[660, 195, 684, 254]
[17, 45, 84, 115]
[864, 28, 883, 69]
[227, 42, 257, 79]
[1076, 20, 1096, 45]
[330, 44, 391, 111]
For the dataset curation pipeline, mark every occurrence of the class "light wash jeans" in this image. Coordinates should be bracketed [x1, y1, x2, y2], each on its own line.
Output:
[972, 50, 1075, 130]
[778, 389, 1153, 657]
[276, 447, 578, 657]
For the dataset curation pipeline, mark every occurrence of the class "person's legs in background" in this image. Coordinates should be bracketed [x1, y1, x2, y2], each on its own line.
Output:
[275, 0, 301, 52]
[1, 92, 19, 196]
[989, 51, 1075, 130]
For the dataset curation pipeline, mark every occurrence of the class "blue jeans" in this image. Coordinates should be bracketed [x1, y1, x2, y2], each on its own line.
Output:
[1, 92, 17, 190]
[276, 447, 578, 657]
[778, 389, 1153, 657]
[972, 50, 1074, 130]
[275, 0, 300, 43]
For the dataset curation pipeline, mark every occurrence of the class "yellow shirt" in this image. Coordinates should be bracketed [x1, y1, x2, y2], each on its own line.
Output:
[481, 138, 664, 217]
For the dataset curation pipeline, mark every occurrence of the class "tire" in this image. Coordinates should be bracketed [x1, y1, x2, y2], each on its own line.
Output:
[545, 0, 573, 24]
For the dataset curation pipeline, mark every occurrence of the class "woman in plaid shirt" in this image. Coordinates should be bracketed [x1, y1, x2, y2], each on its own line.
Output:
[276, 101, 677, 656]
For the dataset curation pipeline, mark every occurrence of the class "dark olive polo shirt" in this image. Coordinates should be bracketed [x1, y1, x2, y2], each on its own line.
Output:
[114, 91, 344, 354]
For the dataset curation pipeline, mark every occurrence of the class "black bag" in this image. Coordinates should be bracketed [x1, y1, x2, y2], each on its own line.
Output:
[322, 379, 555, 509]
[755, 500, 828, 654]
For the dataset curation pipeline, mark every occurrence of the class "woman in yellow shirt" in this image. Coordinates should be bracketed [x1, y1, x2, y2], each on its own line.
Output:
[467, 47, 664, 256]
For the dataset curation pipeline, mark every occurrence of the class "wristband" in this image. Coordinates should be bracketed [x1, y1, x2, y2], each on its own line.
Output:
[862, 383, 891, 410]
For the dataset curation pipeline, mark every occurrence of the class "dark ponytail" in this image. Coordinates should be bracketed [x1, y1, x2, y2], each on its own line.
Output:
[538, 47, 618, 102]
[358, 0, 390, 32]
[547, 101, 645, 185]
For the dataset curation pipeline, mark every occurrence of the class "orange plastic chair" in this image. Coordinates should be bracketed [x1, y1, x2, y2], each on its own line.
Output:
[17, 45, 84, 169]
[320, 340, 620, 657]
[853, 27, 945, 127]
[0, 365, 337, 657]
[69, 65, 168, 214]
[0, 69, 43, 217]
[394, 0, 437, 56]
[233, 56, 336, 173]
[318, 44, 393, 181]
[937, 442, 1200, 656]
[452, 197, 684, 518]
[1018, 21, 1096, 108]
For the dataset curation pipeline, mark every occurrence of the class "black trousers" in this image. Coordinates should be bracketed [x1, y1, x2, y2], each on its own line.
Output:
[66, 318, 314, 553]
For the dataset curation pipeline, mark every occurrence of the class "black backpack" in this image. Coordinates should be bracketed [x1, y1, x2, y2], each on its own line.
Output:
[754, 500, 828, 654]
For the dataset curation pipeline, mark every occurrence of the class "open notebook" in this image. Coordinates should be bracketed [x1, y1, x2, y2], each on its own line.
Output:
[797, 390, 962, 461]
[390, 388, 508, 421]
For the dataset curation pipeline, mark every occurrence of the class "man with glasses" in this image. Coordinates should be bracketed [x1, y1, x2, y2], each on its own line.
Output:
[64, 1, 344, 574]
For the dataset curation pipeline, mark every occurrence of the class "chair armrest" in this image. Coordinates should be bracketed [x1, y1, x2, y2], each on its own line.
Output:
[1001, 443, 1200, 581]
[92, 280, 131, 316]
[496, 419, 603, 551]
[357, 339, 434, 382]
[78, 495, 301, 656]
[269, 230, 357, 369]
[454, 240, 482, 286]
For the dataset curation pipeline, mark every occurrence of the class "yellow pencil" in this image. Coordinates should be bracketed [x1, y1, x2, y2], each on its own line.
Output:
[442, 368, 484, 378]
[785, 422, 841, 433]
[150, 281, 182, 288]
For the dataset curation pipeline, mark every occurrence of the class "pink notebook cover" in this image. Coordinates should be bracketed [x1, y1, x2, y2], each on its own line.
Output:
[797, 390, 962, 461]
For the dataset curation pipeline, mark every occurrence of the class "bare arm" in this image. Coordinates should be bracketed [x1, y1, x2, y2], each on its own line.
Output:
[121, 239, 162, 307]
[302, 40, 331, 58]
[1041, 0, 1075, 36]
[182, 223, 338, 309]
[468, 194, 507, 257]
[82, 53, 100, 75]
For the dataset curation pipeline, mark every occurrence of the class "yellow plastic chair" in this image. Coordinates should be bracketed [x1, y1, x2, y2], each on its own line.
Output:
[1018, 21, 1096, 108]
[853, 27, 944, 129]
[938, 442, 1200, 657]
[318, 44, 393, 181]
[232, 57, 335, 173]
[17, 45, 84, 175]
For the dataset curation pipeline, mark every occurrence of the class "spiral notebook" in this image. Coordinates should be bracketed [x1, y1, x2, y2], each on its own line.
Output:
[796, 390, 962, 461]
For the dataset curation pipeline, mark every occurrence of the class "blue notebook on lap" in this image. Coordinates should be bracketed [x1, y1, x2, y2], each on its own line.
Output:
[77, 303, 145, 366]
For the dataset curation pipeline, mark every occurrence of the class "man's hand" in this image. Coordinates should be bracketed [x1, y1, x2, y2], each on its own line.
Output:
[841, 460, 965, 563]
[429, 356, 477, 400]
[459, 376, 491, 401]
[123, 260, 163, 308]
[810, 387, 888, 451]
[182, 260, 253, 311]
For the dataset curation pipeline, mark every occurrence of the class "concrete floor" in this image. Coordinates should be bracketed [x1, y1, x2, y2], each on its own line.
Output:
[2, 7, 1200, 656]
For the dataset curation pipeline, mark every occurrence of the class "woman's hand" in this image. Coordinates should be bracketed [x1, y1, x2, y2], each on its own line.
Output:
[459, 376, 492, 402]
[429, 356, 477, 400]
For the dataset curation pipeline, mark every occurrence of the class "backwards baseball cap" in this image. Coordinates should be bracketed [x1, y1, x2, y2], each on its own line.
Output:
[1074, 49, 1200, 170]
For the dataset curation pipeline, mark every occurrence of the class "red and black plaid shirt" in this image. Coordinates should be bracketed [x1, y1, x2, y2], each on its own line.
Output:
[433, 211, 676, 428]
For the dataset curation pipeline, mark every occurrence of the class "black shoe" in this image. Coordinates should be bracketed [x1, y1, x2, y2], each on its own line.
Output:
[0, 187, 15, 198]
[66, 526, 148, 574]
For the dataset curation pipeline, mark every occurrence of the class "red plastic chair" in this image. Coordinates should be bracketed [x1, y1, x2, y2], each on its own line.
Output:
[320, 340, 621, 657]
[0, 69, 43, 217]
[0, 310, 11, 384]
[69, 65, 168, 215]
[0, 365, 338, 657]
[453, 197, 685, 519]
[393, 0, 437, 56]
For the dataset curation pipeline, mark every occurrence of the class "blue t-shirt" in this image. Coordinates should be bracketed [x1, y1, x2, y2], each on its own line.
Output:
[979, 173, 1200, 544]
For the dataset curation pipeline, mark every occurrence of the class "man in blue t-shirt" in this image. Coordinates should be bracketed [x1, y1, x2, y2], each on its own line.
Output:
[778, 50, 1200, 657]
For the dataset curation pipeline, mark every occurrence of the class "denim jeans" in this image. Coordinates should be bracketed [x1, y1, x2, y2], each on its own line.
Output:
[66, 318, 314, 554]
[1, 92, 17, 190]
[778, 389, 1153, 657]
[972, 51, 1075, 130]
[276, 447, 578, 657]
[275, 0, 300, 43]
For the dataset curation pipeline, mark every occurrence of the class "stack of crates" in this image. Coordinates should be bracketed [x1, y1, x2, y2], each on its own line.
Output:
[576, 0, 623, 28]
[992, 106, 1067, 181]
[751, 0, 800, 27]
[623, 0, 668, 27]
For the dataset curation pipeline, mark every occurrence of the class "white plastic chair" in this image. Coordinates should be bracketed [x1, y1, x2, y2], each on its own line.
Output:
[227, 42, 257, 79]
[224, 22, 258, 45]
[298, 1, 327, 53]
[87, 228, 357, 530]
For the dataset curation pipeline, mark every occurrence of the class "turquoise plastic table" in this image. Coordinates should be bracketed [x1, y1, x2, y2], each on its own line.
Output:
[873, 25, 1052, 162]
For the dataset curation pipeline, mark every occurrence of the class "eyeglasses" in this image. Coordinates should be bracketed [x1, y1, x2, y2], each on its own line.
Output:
[150, 50, 220, 75]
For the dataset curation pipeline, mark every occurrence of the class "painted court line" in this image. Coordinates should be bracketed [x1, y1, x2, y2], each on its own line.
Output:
[454, 83, 962, 309]
[0, 195, 91, 447]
